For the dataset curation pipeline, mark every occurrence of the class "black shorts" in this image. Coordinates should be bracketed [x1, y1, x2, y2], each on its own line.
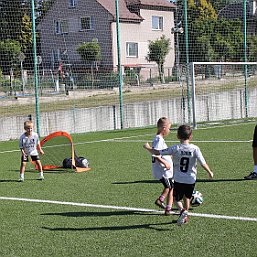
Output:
[173, 181, 195, 201]
[252, 125, 257, 148]
[159, 177, 174, 189]
[21, 155, 40, 163]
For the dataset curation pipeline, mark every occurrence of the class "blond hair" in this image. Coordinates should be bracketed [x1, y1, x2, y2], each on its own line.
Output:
[157, 117, 169, 130]
[24, 120, 33, 129]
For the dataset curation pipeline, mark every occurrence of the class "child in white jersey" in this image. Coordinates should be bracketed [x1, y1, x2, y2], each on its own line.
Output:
[144, 124, 213, 225]
[150, 117, 174, 215]
[19, 120, 44, 182]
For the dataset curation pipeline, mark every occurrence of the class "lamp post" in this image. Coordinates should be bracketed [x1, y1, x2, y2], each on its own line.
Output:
[171, 5, 185, 122]
[18, 52, 25, 94]
[171, 24, 183, 82]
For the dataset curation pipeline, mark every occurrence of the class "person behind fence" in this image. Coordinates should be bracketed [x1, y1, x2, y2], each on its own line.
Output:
[148, 117, 174, 215]
[19, 120, 44, 182]
[244, 124, 257, 180]
[144, 124, 213, 225]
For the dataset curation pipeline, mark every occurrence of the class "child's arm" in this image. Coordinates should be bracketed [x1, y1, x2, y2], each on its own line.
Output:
[20, 148, 26, 157]
[201, 163, 213, 179]
[143, 143, 160, 155]
[154, 155, 171, 170]
[38, 142, 44, 155]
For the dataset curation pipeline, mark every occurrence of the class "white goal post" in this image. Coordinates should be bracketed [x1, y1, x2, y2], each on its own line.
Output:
[190, 62, 257, 128]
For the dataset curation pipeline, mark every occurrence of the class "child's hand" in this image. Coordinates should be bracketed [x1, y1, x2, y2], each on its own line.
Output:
[143, 142, 151, 150]
[208, 171, 214, 179]
[40, 149, 44, 155]
[164, 163, 171, 170]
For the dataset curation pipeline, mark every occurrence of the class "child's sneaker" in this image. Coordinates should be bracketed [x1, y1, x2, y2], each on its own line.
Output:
[155, 199, 165, 209]
[164, 208, 173, 216]
[177, 209, 189, 225]
[38, 174, 44, 180]
[18, 177, 24, 182]
[244, 172, 257, 180]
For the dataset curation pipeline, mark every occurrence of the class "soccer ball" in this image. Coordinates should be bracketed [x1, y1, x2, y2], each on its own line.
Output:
[191, 190, 203, 206]
[75, 157, 89, 168]
[81, 158, 89, 168]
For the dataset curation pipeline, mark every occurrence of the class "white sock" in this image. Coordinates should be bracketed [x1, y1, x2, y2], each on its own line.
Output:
[20, 174, 24, 179]
[254, 165, 257, 173]
[40, 172, 44, 176]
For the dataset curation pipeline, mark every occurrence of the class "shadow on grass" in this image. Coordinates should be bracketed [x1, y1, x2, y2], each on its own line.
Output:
[26, 169, 70, 174]
[112, 180, 158, 185]
[113, 178, 247, 185]
[42, 220, 177, 232]
[0, 179, 19, 183]
[196, 178, 246, 183]
[41, 210, 163, 218]
[9, 169, 70, 175]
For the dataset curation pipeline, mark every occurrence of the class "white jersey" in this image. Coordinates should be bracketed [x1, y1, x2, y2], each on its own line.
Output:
[19, 132, 39, 156]
[160, 143, 206, 184]
[151, 135, 173, 180]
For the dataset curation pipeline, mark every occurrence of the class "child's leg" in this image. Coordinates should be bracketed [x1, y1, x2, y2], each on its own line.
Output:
[35, 160, 44, 179]
[19, 162, 26, 181]
[160, 187, 169, 202]
[173, 199, 183, 212]
[183, 196, 191, 211]
[166, 188, 173, 207]
[155, 187, 168, 209]
[165, 188, 174, 215]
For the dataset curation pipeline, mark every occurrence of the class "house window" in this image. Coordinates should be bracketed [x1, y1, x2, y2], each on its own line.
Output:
[152, 16, 163, 30]
[69, 0, 78, 7]
[80, 17, 93, 30]
[126, 42, 138, 57]
[55, 20, 69, 34]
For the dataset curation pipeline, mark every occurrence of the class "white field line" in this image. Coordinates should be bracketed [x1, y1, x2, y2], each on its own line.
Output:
[0, 134, 153, 154]
[1, 119, 255, 154]
[0, 137, 251, 154]
[0, 196, 256, 222]
[105, 140, 252, 143]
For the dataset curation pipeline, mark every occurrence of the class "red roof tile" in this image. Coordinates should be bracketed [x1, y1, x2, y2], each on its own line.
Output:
[126, 0, 176, 8]
[96, 0, 175, 21]
[96, 0, 142, 21]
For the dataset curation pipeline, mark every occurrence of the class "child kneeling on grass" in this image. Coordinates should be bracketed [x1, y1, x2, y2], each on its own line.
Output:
[144, 124, 213, 225]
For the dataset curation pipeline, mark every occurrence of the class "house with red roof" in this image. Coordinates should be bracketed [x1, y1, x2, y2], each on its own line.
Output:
[39, 0, 176, 78]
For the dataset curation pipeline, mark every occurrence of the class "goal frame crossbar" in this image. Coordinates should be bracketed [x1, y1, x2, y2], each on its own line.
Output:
[190, 61, 257, 128]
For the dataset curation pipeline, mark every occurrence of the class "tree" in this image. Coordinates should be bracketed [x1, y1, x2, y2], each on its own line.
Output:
[0, 39, 22, 74]
[0, 1, 33, 68]
[247, 36, 257, 62]
[0, 0, 23, 42]
[177, 0, 244, 64]
[0, 39, 22, 95]
[21, 14, 32, 54]
[209, 0, 240, 12]
[77, 39, 101, 64]
[146, 35, 171, 83]
[77, 39, 101, 86]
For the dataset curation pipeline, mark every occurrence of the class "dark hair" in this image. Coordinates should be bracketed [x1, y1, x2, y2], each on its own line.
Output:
[177, 124, 192, 140]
